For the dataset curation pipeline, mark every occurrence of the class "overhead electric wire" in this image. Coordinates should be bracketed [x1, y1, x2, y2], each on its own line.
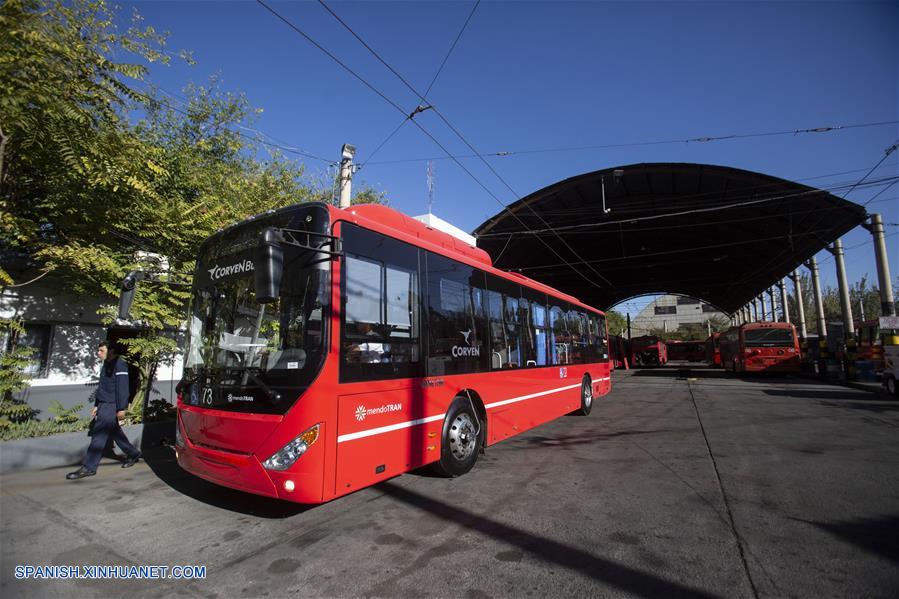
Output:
[353, 0, 480, 167]
[130, 84, 332, 164]
[514, 229, 836, 272]
[844, 138, 899, 201]
[727, 139, 899, 300]
[816, 231, 899, 267]
[313, 0, 615, 290]
[475, 176, 899, 238]
[422, 1, 479, 98]
[363, 120, 899, 166]
[509, 163, 899, 219]
[861, 178, 898, 208]
[257, 0, 613, 292]
[483, 196, 899, 239]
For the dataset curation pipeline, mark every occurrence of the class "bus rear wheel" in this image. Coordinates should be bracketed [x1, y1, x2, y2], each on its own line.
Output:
[574, 375, 593, 416]
[887, 376, 898, 397]
[433, 398, 483, 477]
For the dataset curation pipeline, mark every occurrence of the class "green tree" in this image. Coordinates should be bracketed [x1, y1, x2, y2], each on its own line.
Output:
[605, 310, 627, 336]
[1, 0, 379, 421]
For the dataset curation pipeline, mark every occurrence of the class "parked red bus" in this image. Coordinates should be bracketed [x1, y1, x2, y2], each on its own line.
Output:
[668, 340, 705, 362]
[123, 202, 611, 504]
[630, 335, 667, 366]
[609, 334, 630, 370]
[705, 333, 721, 367]
[719, 322, 800, 373]
[855, 319, 884, 371]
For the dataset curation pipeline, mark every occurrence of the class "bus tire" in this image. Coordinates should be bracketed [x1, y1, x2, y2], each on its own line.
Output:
[432, 398, 483, 477]
[887, 376, 898, 397]
[574, 375, 593, 416]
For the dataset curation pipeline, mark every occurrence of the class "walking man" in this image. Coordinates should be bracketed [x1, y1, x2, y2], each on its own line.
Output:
[66, 341, 141, 479]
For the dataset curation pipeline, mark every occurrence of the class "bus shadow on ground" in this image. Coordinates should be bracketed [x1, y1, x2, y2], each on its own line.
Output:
[139, 419, 310, 518]
[375, 480, 716, 599]
[517, 429, 672, 449]
[792, 514, 899, 564]
[763, 389, 897, 405]
[629, 367, 742, 381]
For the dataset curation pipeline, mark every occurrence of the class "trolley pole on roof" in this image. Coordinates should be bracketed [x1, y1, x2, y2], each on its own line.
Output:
[778, 280, 790, 324]
[768, 287, 778, 322]
[861, 213, 896, 317]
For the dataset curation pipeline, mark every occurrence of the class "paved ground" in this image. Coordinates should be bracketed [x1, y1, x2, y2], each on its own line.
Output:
[2, 365, 898, 598]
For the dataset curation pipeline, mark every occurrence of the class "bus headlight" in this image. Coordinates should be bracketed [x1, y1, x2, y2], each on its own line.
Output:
[175, 416, 185, 448]
[262, 424, 320, 471]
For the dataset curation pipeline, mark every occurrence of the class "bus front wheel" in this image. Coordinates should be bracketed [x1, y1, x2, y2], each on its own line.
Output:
[433, 398, 483, 477]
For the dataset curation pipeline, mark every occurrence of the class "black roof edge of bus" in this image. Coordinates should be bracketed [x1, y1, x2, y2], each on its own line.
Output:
[196, 201, 332, 256]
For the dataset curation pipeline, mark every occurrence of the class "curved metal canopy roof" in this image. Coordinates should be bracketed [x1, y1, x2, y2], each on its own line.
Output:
[473, 163, 868, 314]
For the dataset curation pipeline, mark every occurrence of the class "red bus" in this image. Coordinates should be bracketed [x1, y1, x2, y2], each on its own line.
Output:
[667, 340, 705, 362]
[125, 202, 612, 504]
[855, 319, 884, 371]
[719, 322, 800, 373]
[630, 335, 667, 366]
[705, 333, 721, 367]
[609, 334, 630, 370]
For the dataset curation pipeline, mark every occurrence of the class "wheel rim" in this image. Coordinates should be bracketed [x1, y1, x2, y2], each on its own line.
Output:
[583, 382, 593, 408]
[449, 413, 477, 461]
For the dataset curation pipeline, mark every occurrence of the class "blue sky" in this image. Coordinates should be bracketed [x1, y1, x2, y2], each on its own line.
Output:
[120, 0, 897, 315]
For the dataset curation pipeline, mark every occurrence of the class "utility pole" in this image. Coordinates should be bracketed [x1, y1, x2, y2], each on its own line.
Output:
[338, 144, 356, 209]
[778, 279, 790, 324]
[861, 213, 896, 317]
[768, 287, 778, 321]
[806, 257, 828, 361]
[790, 270, 807, 340]
[826, 239, 856, 379]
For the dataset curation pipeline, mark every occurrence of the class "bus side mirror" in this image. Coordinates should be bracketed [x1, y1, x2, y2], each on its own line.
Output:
[255, 227, 284, 304]
[118, 271, 141, 320]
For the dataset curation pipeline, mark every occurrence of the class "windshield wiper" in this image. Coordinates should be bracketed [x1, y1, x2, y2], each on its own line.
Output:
[225, 367, 282, 403]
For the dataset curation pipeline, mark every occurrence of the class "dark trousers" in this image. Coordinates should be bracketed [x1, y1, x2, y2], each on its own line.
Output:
[84, 402, 139, 472]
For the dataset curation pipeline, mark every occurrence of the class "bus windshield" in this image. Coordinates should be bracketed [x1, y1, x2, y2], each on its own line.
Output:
[183, 205, 331, 413]
[744, 328, 794, 347]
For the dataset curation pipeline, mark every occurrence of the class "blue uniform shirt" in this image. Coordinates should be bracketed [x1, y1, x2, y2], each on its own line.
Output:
[95, 357, 130, 411]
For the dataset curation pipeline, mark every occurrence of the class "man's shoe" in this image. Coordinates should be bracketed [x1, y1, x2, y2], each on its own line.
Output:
[66, 467, 96, 480]
[122, 453, 142, 468]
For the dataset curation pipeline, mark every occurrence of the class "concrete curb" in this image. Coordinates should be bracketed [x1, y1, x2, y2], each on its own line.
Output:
[0, 420, 174, 474]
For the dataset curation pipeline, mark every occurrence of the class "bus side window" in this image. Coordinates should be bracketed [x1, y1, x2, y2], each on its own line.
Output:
[595, 314, 608, 362]
[486, 276, 523, 370]
[340, 224, 422, 383]
[550, 305, 569, 365]
[425, 253, 487, 376]
[532, 300, 548, 366]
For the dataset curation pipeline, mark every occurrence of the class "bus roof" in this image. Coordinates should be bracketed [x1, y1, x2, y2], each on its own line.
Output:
[334, 203, 602, 315]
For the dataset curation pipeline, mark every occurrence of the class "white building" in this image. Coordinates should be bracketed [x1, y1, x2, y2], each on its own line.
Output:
[629, 294, 727, 337]
[1, 271, 182, 420]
